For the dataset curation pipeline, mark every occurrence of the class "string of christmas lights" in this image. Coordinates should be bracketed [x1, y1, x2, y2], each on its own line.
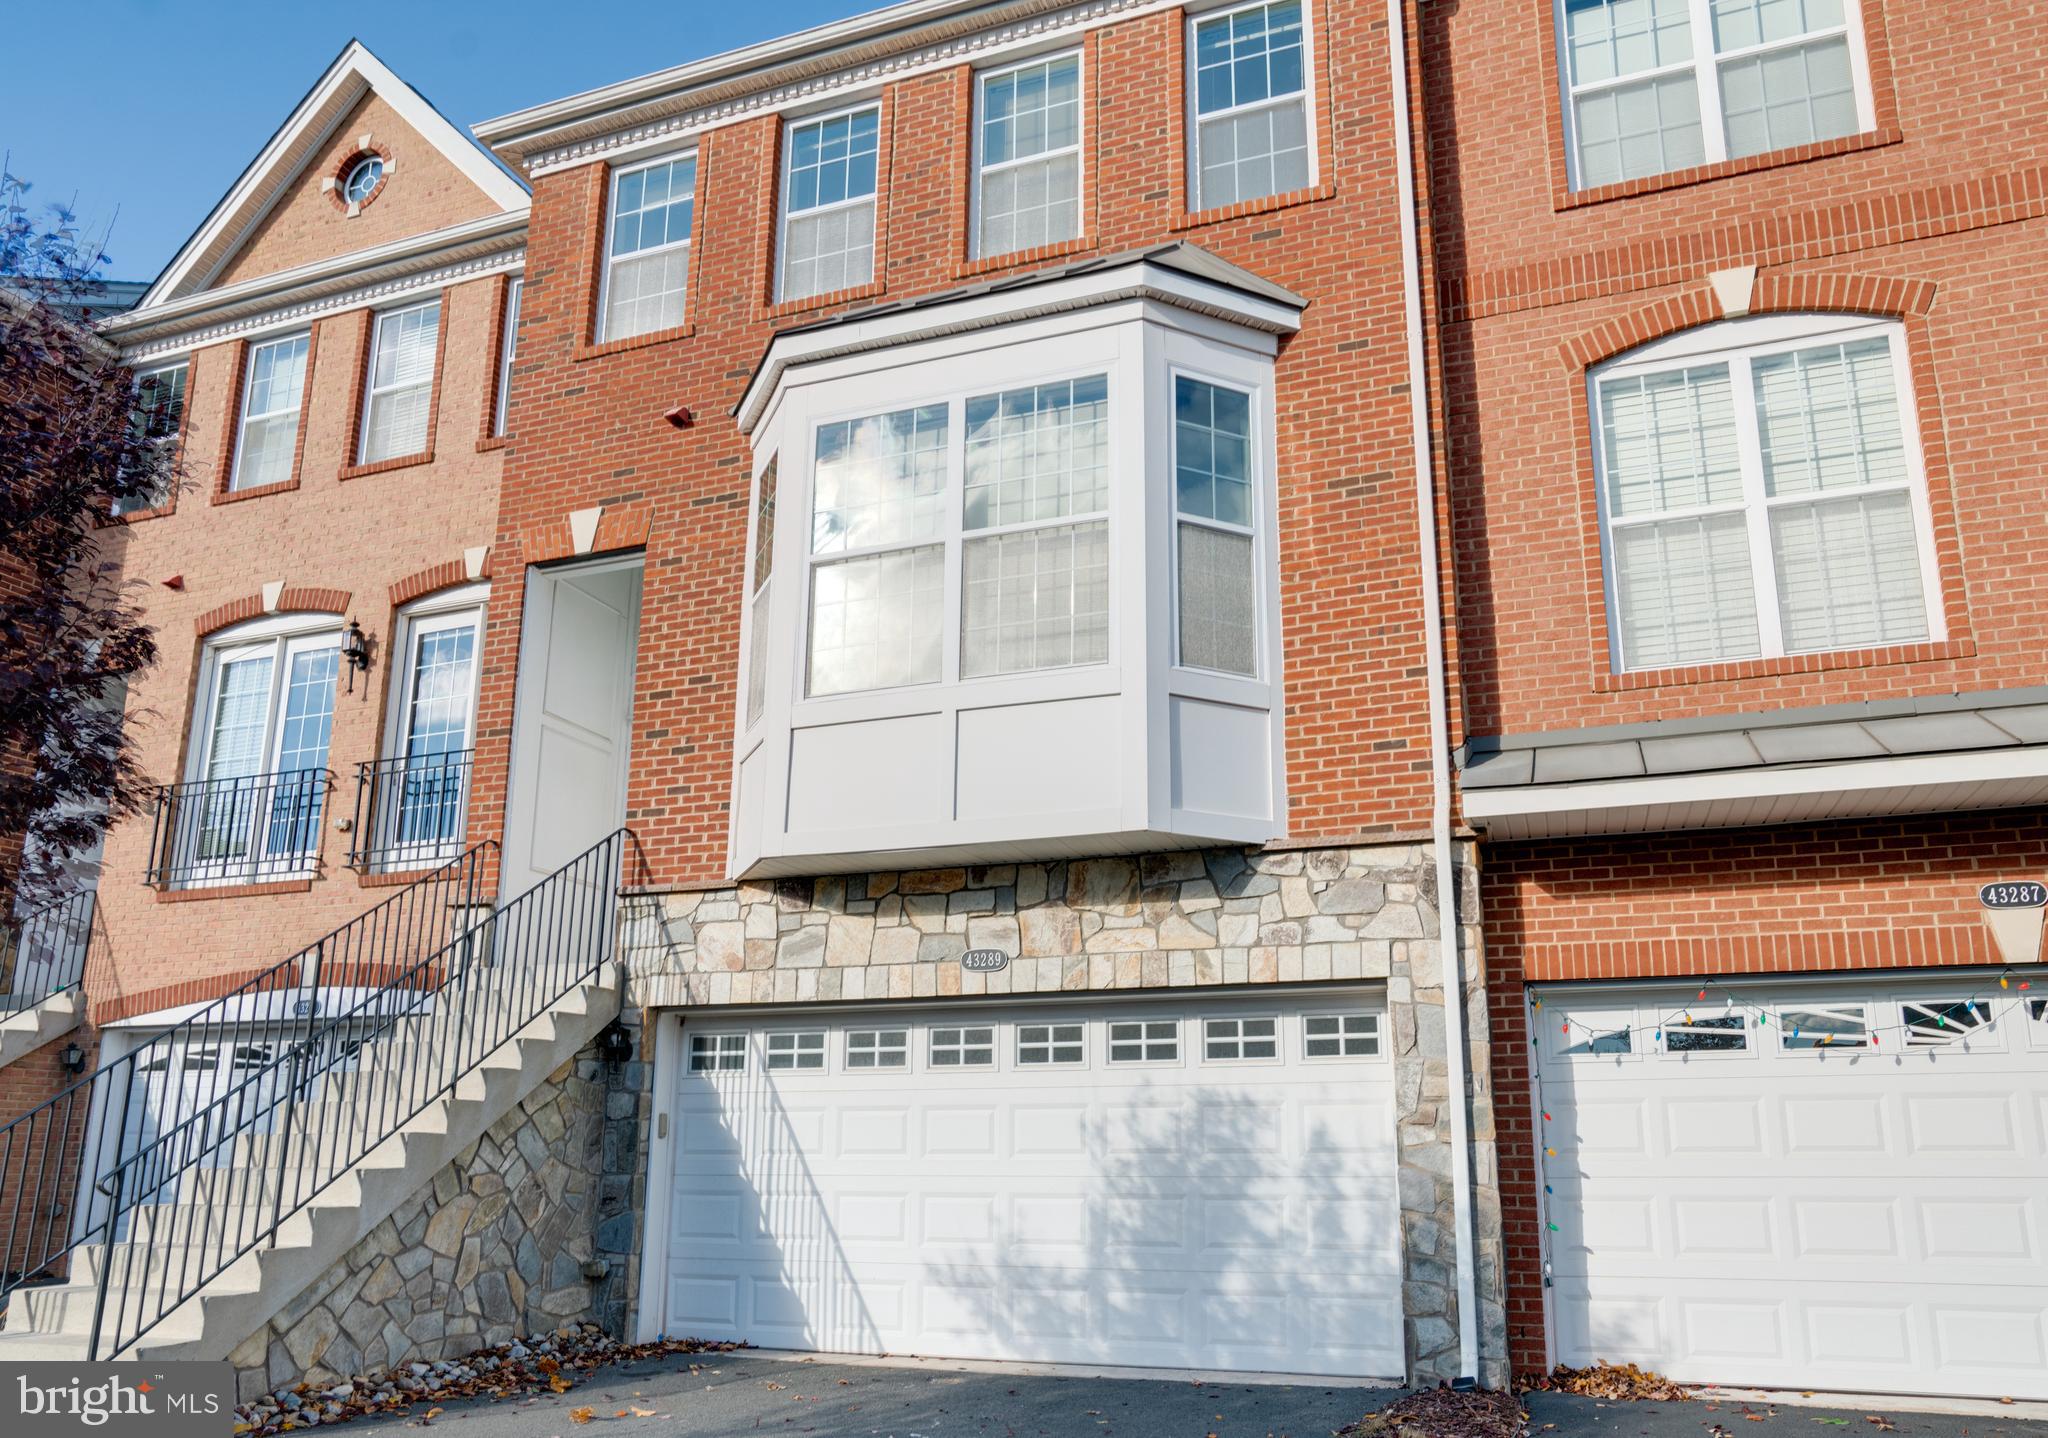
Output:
[1530, 966, 2041, 1052]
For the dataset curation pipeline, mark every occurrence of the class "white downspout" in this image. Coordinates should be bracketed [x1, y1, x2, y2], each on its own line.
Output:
[1387, 0, 1480, 1387]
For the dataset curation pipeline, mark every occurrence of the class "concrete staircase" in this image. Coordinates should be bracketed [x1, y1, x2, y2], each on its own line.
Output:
[0, 963, 619, 1361]
[0, 989, 84, 1069]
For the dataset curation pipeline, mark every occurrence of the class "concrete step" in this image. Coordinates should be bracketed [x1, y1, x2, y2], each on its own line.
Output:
[0, 989, 85, 1069]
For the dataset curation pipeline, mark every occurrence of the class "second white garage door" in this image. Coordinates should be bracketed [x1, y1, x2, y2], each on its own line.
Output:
[1538, 974, 2048, 1400]
[659, 992, 1404, 1378]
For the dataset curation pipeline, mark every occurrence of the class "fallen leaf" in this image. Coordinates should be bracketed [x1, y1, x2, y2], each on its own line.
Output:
[630, 1409, 656, 1418]
[567, 1409, 593, 1426]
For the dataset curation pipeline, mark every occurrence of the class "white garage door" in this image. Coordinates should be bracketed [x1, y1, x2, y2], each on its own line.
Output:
[661, 993, 1403, 1378]
[1537, 974, 2048, 1400]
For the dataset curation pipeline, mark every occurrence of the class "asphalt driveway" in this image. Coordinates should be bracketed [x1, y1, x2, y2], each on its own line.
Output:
[353, 1352, 2048, 1438]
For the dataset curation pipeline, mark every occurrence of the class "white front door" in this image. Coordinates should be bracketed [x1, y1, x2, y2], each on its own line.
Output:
[1537, 973, 2048, 1400]
[658, 993, 1404, 1378]
[501, 559, 641, 896]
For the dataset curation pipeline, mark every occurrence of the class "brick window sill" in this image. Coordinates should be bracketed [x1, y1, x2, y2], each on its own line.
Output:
[1594, 635, 1974, 692]
[573, 324, 696, 363]
[153, 878, 316, 903]
[212, 478, 300, 506]
[760, 281, 885, 324]
[1557, 127, 1904, 211]
[1173, 183, 1336, 232]
[356, 866, 446, 888]
[101, 501, 177, 526]
[340, 451, 434, 482]
[954, 236, 1097, 281]
[475, 435, 511, 453]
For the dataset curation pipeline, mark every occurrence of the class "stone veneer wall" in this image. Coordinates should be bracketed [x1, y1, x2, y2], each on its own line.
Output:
[612, 842, 1508, 1387]
[228, 1042, 645, 1401]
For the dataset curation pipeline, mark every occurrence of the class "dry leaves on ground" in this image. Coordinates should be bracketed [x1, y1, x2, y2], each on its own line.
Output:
[1517, 1362, 1693, 1402]
[1338, 1386, 1530, 1438]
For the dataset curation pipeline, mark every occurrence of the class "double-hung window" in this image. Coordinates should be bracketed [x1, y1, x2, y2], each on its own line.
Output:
[601, 155, 695, 342]
[231, 332, 310, 491]
[1173, 375, 1260, 676]
[1592, 315, 1938, 672]
[745, 458, 778, 724]
[1189, 0, 1312, 211]
[370, 590, 484, 868]
[359, 298, 440, 463]
[178, 618, 341, 884]
[493, 277, 522, 436]
[780, 107, 880, 302]
[975, 54, 1083, 258]
[117, 359, 188, 515]
[1557, 0, 1872, 191]
[804, 374, 1114, 698]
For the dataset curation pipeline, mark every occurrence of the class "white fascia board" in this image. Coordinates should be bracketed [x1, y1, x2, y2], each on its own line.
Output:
[106, 212, 526, 359]
[147, 40, 528, 307]
[1461, 745, 2048, 838]
[735, 261, 1302, 434]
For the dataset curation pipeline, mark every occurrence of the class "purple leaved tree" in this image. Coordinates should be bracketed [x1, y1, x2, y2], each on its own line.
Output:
[0, 168, 162, 912]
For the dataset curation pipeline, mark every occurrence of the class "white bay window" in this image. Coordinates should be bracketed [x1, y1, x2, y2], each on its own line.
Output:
[1557, 0, 1874, 190]
[1592, 314, 1941, 672]
[732, 247, 1297, 877]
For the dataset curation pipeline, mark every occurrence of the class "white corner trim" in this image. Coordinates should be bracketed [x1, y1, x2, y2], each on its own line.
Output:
[261, 580, 287, 613]
[569, 507, 605, 555]
[145, 40, 527, 307]
[1709, 264, 1759, 318]
[464, 546, 490, 581]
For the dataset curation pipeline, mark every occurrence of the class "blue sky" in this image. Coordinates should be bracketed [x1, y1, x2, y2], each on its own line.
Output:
[2, 0, 866, 282]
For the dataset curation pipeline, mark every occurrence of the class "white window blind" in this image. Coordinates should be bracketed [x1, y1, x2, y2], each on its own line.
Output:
[1559, 0, 1868, 190]
[1594, 319, 1935, 672]
[977, 54, 1082, 257]
[1174, 376, 1259, 676]
[1191, 0, 1312, 210]
[233, 333, 310, 491]
[494, 278, 522, 436]
[360, 300, 440, 463]
[602, 156, 694, 342]
[746, 458, 778, 726]
[781, 109, 879, 302]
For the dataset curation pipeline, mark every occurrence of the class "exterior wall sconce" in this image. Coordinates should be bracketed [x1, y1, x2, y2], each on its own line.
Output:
[341, 619, 372, 694]
[60, 1041, 87, 1075]
[596, 1022, 636, 1066]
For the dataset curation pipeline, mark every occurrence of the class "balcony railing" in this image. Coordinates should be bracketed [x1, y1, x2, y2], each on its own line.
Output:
[145, 769, 334, 890]
[347, 750, 473, 873]
[1, 889, 96, 1016]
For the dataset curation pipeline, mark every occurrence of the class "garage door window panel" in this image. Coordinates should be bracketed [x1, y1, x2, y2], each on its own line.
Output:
[846, 1027, 909, 1070]
[765, 1030, 826, 1071]
[1017, 1022, 1085, 1065]
[1901, 1000, 1995, 1049]
[930, 1025, 995, 1067]
[1107, 1019, 1179, 1064]
[1592, 317, 1939, 673]
[1304, 1012, 1380, 1059]
[1661, 1012, 1749, 1054]
[1778, 1002, 1869, 1049]
[689, 1033, 746, 1071]
[1202, 1015, 1278, 1062]
[1551, 1011, 1636, 1058]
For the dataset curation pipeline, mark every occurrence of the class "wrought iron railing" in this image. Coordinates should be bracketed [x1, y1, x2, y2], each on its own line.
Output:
[81, 830, 627, 1360]
[347, 750, 473, 873]
[145, 769, 335, 889]
[0, 844, 492, 1311]
[1, 890, 96, 1017]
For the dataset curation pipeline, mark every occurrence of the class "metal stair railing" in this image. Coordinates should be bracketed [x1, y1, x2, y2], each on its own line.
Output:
[83, 828, 631, 1360]
[0, 844, 492, 1309]
[1, 889, 97, 1018]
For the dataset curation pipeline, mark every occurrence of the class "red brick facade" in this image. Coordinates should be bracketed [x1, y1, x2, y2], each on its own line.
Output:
[1423, 0, 2048, 1377]
[473, 0, 1448, 891]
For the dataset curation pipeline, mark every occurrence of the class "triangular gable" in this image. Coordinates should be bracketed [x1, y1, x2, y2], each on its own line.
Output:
[143, 40, 527, 307]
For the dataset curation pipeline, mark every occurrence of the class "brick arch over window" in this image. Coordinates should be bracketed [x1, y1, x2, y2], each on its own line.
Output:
[388, 556, 492, 610]
[328, 138, 395, 214]
[1558, 273, 1971, 692]
[194, 586, 353, 637]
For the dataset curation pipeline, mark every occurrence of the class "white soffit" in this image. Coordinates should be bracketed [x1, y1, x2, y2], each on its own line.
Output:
[1462, 746, 2048, 840]
[141, 39, 528, 309]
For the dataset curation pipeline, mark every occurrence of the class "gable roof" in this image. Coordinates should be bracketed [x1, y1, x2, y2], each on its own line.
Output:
[142, 39, 528, 308]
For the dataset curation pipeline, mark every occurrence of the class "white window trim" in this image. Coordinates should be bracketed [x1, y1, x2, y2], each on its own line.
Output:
[494, 277, 522, 437]
[230, 330, 311, 491]
[764, 1029, 829, 1070]
[969, 48, 1086, 261]
[1301, 1010, 1385, 1063]
[358, 298, 442, 464]
[1184, 0, 1321, 212]
[798, 360, 1119, 701]
[1552, 0, 1877, 192]
[1106, 1017, 1182, 1065]
[596, 152, 697, 344]
[1169, 362, 1268, 681]
[928, 1023, 998, 1068]
[118, 358, 189, 515]
[374, 583, 487, 871]
[777, 101, 883, 303]
[1774, 999, 1873, 1053]
[1016, 1019, 1089, 1067]
[844, 1026, 911, 1071]
[1589, 312, 1944, 673]
[687, 1031, 747, 1072]
[1200, 1013, 1281, 1064]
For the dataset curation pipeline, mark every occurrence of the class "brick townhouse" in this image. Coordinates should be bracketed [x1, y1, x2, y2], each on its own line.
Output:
[1423, 0, 2048, 1402]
